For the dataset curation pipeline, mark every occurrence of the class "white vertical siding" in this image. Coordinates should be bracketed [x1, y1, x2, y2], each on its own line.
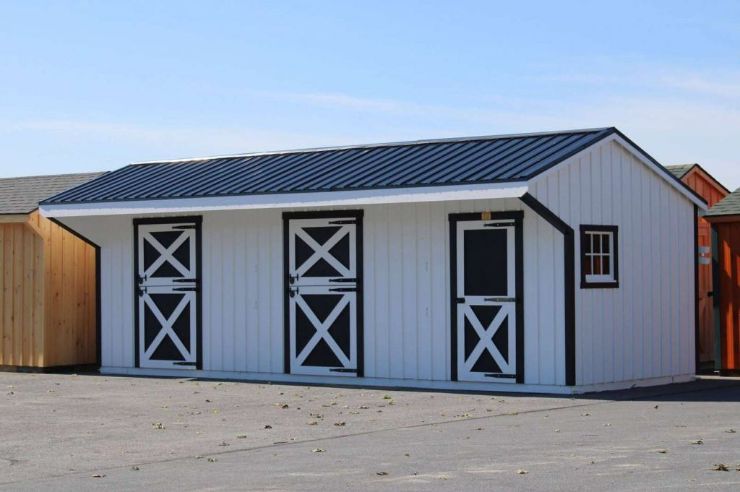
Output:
[63, 198, 566, 387]
[530, 138, 696, 386]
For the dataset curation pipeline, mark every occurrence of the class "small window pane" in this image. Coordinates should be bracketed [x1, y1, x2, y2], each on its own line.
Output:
[603, 255, 611, 275]
[593, 234, 601, 254]
[593, 256, 602, 275]
[583, 254, 592, 275]
[603, 234, 610, 253]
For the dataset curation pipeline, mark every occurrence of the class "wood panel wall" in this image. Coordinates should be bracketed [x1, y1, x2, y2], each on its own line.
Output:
[0, 211, 96, 368]
[715, 220, 740, 371]
[681, 167, 728, 363]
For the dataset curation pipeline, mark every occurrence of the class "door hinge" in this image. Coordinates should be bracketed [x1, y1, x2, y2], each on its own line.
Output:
[328, 278, 357, 283]
[173, 361, 196, 366]
[172, 224, 197, 230]
[483, 297, 516, 303]
[172, 286, 198, 292]
[328, 219, 356, 225]
[329, 368, 357, 373]
[328, 287, 357, 293]
[484, 373, 516, 378]
[173, 278, 198, 283]
[456, 297, 465, 303]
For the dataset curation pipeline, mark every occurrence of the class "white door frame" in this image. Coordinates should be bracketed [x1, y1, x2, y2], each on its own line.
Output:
[450, 211, 524, 383]
[134, 217, 202, 370]
[283, 211, 364, 377]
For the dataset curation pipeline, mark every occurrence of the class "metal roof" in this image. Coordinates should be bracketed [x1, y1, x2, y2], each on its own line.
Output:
[43, 128, 615, 205]
[0, 172, 104, 214]
[706, 188, 740, 218]
[666, 164, 694, 179]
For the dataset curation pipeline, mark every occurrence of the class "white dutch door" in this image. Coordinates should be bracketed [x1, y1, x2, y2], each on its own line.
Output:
[136, 219, 200, 369]
[454, 218, 518, 382]
[286, 213, 361, 377]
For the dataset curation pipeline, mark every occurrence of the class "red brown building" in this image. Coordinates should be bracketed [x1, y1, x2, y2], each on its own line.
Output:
[705, 188, 740, 372]
[667, 164, 729, 370]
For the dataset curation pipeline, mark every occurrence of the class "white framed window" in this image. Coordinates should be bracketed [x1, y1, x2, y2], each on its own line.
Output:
[580, 225, 619, 288]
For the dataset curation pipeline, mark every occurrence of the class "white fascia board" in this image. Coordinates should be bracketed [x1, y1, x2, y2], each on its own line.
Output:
[40, 182, 528, 218]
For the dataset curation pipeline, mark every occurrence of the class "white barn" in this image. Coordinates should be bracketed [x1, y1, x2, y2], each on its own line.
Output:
[40, 128, 706, 394]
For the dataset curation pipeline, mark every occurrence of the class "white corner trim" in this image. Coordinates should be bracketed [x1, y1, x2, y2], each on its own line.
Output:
[40, 182, 528, 217]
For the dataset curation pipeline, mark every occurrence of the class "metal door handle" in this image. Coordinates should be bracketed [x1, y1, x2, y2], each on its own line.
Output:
[328, 278, 357, 283]
[328, 287, 357, 293]
[483, 297, 516, 303]
[329, 368, 357, 373]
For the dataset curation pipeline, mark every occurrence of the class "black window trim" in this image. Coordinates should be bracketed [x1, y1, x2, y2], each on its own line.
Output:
[580, 224, 619, 289]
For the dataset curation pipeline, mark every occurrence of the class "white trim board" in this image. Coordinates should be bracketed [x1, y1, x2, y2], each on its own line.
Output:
[40, 182, 528, 218]
[100, 367, 696, 395]
[100, 367, 576, 395]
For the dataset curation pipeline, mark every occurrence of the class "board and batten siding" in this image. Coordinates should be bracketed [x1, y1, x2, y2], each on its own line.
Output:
[0, 211, 96, 368]
[529, 138, 696, 386]
[63, 197, 567, 387]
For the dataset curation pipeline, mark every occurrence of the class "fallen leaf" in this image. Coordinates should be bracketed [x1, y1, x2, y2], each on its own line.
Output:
[690, 439, 704, 445]
[152, 422, 165, 430]
[264, 425, 272, 429]
[376, 471, 388, 476]
[207, 457, 217, 463]
[334, 422, 346, 427]
[236, 434, 247, 439]
[657, 449, 668, 454]
[312, 448, 325, 453]
[307, 421, 318, 426]
[516, 469, 528, 475]
[725, 429, 736, 434]
[712, 464, 729, 471]
[131, 466, 140, 471]
[91, 474, 105, 478]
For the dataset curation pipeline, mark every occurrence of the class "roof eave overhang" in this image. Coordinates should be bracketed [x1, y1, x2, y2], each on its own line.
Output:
[39, 182, 529, 218]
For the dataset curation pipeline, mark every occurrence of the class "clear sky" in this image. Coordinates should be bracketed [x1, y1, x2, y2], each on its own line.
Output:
[1, 1, 738, 188]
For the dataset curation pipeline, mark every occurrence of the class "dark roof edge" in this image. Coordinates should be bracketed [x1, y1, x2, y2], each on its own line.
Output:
[611, 130, 708, 206]
[0, 171, 103, 182]
[130, 127, 613, 166]
[679, 163, 732, 195]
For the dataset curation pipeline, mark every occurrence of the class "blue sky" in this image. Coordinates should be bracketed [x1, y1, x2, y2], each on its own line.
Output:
[1, 0, 738, 188]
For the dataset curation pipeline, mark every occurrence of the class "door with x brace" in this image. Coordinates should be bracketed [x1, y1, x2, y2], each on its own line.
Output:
[452, 215, 521, 383]
[135, 218, 201, 369]
[284, 212, 362, 377]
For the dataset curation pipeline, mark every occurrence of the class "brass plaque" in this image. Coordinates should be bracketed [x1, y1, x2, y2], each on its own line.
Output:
[481, 211, 491, 221]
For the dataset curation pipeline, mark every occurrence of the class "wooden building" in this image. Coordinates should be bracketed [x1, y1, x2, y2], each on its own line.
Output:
[667, 164, 729, 369]
[41, 128, 706, 393]
[0, 173, 102, 369]
[705, 188, 740, 373]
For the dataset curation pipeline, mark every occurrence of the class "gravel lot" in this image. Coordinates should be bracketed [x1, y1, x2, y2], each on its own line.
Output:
[0, 373, 739, 491]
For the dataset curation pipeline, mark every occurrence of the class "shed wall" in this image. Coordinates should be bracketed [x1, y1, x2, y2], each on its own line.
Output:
[0, 212, 96, 367]
[681, 168, 728, 364]
[530, 139, 696, 386]
[63, 198, 567, 386]
[715, 220, 740, 370]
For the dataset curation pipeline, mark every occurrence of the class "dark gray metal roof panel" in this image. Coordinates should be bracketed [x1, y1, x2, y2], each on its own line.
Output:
[43, 128, 617, 205]
[706, 188, 740, 217]
[0, 172, 105, 214]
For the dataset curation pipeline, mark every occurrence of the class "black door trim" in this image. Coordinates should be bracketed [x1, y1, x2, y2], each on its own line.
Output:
[133, 215, 203, 370]
[520, 193, 576, 386]
[282, 209, 364, 377]
[448, 210, 524, 384]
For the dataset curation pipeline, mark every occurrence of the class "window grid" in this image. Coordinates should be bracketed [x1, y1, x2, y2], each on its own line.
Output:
[583, 231, 613, 281]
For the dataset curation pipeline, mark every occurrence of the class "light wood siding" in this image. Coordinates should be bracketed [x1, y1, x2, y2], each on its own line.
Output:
[0, 212, 96, 368]
[65, 198, 567, 386]
[530, 139, 696, 385]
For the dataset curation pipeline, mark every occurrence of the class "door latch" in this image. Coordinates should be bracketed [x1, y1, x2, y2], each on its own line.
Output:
[289, 286, 300, 298]
[288, 274, 299, 284]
